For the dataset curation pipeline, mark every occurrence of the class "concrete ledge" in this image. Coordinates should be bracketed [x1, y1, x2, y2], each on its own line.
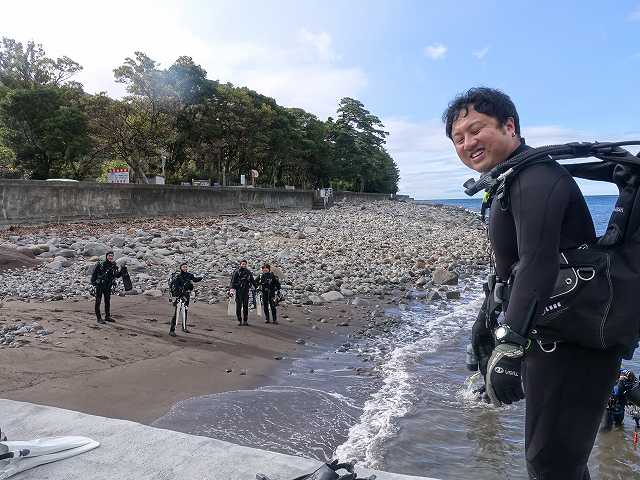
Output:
[0, 180, 315, 225]
[0, 399, 437, 480]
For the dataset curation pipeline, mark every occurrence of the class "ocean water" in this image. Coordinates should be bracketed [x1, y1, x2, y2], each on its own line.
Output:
[428, 195, 617, 237]
[153, 195, 640, 479]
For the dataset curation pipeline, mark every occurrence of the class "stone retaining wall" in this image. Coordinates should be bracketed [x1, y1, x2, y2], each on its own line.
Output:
[0, 180, 315, 225]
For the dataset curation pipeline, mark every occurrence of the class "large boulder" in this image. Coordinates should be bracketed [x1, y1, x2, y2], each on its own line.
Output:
[56, 249, 76, 258]
[83, 242, 109, 257]
[432, 268, 459, 286]
[0, 247, 42, 270]
[110, 235, 126, 248]
[115, 256, 147, 272]
[47, 256, 73, 270]
[308, 294, 324, 305]
[321, 291, 344, 302]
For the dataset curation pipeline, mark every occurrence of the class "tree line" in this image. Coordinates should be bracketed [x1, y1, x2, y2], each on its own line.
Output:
[0, 37, 399, 193]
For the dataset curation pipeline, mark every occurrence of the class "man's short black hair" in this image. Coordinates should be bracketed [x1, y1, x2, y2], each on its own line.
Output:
[240, 259, 247, 264]
[180, 262, 188, 268]
[262, 263, 270, 270]
[442, 87, 520, 139]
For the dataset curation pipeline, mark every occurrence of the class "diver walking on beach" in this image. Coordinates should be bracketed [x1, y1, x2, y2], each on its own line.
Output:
[444, 87, 627, 479]
[256, 264, 281, 324]
[168, 262, 202, 336]
[604, 369, 640, 429]
[229, 260, 256, 326]
[90, 252, 126, 324]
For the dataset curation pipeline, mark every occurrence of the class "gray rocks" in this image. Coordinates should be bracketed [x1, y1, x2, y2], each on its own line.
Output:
[427, 290, 443, 302]
[83, 242, 109, 257]
[1, 322, 49, 348]
[47, 257, 73, 270]
[432, 268, 459, 286]
[308, 294, 324, 305]
[321, 291, 344, 302]
[110, 235, 126, 248]
[116, 257, 146, 272]
[143, 289, 163, 297]
[0, 201, 487, 306]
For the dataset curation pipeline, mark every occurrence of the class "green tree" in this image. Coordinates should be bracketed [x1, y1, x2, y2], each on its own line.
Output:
[0, 37, 82, 89]
[0, 87, 93, 179]
[327, 97, 398, 193]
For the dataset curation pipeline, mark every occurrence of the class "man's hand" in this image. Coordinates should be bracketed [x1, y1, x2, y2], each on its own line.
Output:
[471, 315, 496, 377]
[485, 343, 525, 407]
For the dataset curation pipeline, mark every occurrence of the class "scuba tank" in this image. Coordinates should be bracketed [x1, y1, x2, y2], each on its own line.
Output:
[465, 344, 479, 371]
[626, 381, 640, 407]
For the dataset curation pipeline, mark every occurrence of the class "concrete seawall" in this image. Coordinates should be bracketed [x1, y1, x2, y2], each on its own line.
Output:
[0, 180, 316, 225]
[0, 180, 401, 226]
[335, 191, 393, 203]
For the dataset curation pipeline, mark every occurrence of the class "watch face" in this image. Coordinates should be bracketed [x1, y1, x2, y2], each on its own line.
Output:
[496, 326, 508, 340]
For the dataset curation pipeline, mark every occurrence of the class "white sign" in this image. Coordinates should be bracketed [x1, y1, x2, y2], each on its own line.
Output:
[108, 168, 129, 184]
[240, 174, 246, 185]
[192, 179, 211, 187]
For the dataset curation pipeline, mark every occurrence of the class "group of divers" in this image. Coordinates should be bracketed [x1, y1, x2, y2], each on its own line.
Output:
[89, 252, 282, 336]
[78, 86, 640, 479]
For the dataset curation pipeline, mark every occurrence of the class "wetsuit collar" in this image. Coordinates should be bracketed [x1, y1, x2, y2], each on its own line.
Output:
[504, 139, 530, 163]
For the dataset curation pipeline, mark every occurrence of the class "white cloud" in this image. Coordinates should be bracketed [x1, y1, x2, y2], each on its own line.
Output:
[298, 29, 338, 62]
[424, 43, 447, 60]
[385, 118, 636, 199]
[628, 5, 640, 21]
[472, 46, 490, 60]
[0, 1, 366, 120]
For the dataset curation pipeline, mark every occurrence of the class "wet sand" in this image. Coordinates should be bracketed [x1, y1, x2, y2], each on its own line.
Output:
[0, 295, 373, 424]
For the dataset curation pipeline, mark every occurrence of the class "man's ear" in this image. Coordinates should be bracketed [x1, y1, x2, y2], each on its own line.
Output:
[504, 117, 516, 136]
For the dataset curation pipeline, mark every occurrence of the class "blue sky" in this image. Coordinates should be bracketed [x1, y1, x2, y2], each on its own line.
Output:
[2, 1, 639, 198]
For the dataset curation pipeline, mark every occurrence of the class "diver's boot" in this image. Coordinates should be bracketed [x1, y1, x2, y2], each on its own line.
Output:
[243, 320, 249, 326]
[169, 330, 176, 337]
[105, 314, 115, 322]
[96, 315, 106, 324]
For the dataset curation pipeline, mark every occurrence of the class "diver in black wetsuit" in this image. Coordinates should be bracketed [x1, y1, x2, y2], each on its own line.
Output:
[256, 263, 281, 324]
[604, 369, 639, 429]
[444, 87, 622, 480]
[91, 251, 125, 324]
[169, 262, 203, 336]
[229, 260, 256, 326]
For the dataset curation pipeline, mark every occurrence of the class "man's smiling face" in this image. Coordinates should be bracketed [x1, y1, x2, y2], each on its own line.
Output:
[451, 105, 518, 173]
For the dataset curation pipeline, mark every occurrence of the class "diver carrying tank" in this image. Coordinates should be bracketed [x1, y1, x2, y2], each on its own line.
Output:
[464, 141, 640, 357]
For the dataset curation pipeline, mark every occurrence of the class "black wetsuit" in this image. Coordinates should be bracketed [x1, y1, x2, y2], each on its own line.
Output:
[91, 259, 122, 321]
[170, 272, 202, 333]
[605, 380, 627, 428]
[231, 267, 256, 324]
[257, 272, 281, 323]
[488, 142, 622, 480]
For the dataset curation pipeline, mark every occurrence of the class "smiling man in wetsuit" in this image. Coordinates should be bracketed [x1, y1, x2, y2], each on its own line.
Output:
[443, 87, 622, 479]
